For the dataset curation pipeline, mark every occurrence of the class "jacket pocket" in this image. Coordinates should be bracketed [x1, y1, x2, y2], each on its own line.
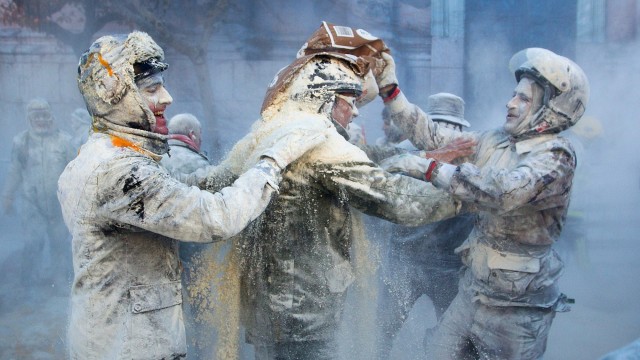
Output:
[129, 281, 183, 314]
[127, 282, 186, 359]
[487, 252, 540, 273]
[486, 251, 540, 296]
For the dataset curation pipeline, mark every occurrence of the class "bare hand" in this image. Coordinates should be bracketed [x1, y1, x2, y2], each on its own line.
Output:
[424, 138, 476, 163]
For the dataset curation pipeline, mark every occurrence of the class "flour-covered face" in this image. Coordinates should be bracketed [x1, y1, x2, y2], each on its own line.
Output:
[136, 73, 173, 135]
[332, 93, 359, 129]
[504, 76, 542, 136]
[435, 120, 463, 132]
[28, 110, 54, 135]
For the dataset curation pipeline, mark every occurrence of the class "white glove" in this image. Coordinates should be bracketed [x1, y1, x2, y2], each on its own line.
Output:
[253, 158, 283, 192]
[261, 126, 328, 170]
[430, 162, 458, 190]
[379, 153, 434, 180]
[376, 52, 399, 90]
[355, 69, 379, 108]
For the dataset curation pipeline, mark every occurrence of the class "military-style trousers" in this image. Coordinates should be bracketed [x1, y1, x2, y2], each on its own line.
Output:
[426, 283, 555, 360]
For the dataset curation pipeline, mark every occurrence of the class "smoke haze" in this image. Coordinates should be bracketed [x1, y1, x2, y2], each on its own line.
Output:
[1, 1, 639, 359]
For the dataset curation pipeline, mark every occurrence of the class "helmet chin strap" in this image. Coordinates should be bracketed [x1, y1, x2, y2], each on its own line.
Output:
[529, 105, 552, 133]
[541, 83, 554, 107]
[528, 83, 583, 134]
[319, 95, 338, 121]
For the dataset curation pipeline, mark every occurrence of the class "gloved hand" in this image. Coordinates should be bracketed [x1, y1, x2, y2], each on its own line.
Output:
[375, 52, 399, 91]
[419, 138, 477, 163]
[261, 125, 328, 170]
[379, 153, 434, 180]
[430, 162, 459, 190]
[355, 69, 379, 108]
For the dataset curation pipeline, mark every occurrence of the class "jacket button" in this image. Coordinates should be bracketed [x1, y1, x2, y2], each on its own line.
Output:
[133, 304, 142, 312]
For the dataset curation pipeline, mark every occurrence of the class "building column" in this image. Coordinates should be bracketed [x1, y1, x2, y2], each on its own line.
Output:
[430, 0, 465, 98]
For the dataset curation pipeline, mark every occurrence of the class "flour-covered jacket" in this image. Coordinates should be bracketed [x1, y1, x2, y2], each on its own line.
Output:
[2, 129, 75, 218]
[160, 139, 210, 174]
[58, 133, 276, 359]
[232, 110, 459, 344]
[60, 31, 280, 360]
[386, 93, 576, 308]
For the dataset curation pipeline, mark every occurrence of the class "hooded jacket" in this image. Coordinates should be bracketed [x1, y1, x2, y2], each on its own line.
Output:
[384, 92, 576, 308]
[58, 31, 279, 359]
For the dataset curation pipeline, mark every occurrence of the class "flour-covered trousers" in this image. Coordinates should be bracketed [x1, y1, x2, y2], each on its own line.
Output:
[253, 339, 338, 360]
[426, 283, 556, 360]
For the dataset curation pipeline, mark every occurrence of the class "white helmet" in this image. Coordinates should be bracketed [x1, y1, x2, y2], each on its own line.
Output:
[509, 48, 589, 134]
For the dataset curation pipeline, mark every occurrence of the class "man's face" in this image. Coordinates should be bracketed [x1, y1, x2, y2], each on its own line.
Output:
[435, 120, 463, 132]
[504, 77, 540, 136]
[332, 93, 359, 129]
[137, 73, 173, 135]
[28, 110, 54, 135]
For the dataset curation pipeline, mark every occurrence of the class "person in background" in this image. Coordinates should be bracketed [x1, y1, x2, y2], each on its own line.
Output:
[375, 93, 476, 359]
[58, 31, 327, 360]
[160, 112, 214, 357]
[2, 97, 75, 292]
[161, 113, 210, 173]
[378, 48, 588, 359]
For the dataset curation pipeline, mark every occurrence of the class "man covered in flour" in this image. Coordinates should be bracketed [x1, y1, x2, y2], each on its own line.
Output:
[228, 23, 463, 360]
[379, 47, 588, 359]
[57, 31, 327, 359]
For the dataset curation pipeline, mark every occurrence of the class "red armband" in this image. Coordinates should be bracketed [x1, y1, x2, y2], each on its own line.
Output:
[424, 161, 438, 182]
[382, 86, 401, 103]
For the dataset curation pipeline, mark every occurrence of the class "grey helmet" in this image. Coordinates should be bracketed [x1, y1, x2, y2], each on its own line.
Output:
[509, 48, 589, 134]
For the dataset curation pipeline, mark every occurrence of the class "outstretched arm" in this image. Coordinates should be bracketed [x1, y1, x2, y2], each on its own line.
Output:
[376, 52, 477, 151]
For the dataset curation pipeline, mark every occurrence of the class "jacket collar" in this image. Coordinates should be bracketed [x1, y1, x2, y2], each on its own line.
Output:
[496, 133, 555, 155]
[93, 116, 168, 161]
